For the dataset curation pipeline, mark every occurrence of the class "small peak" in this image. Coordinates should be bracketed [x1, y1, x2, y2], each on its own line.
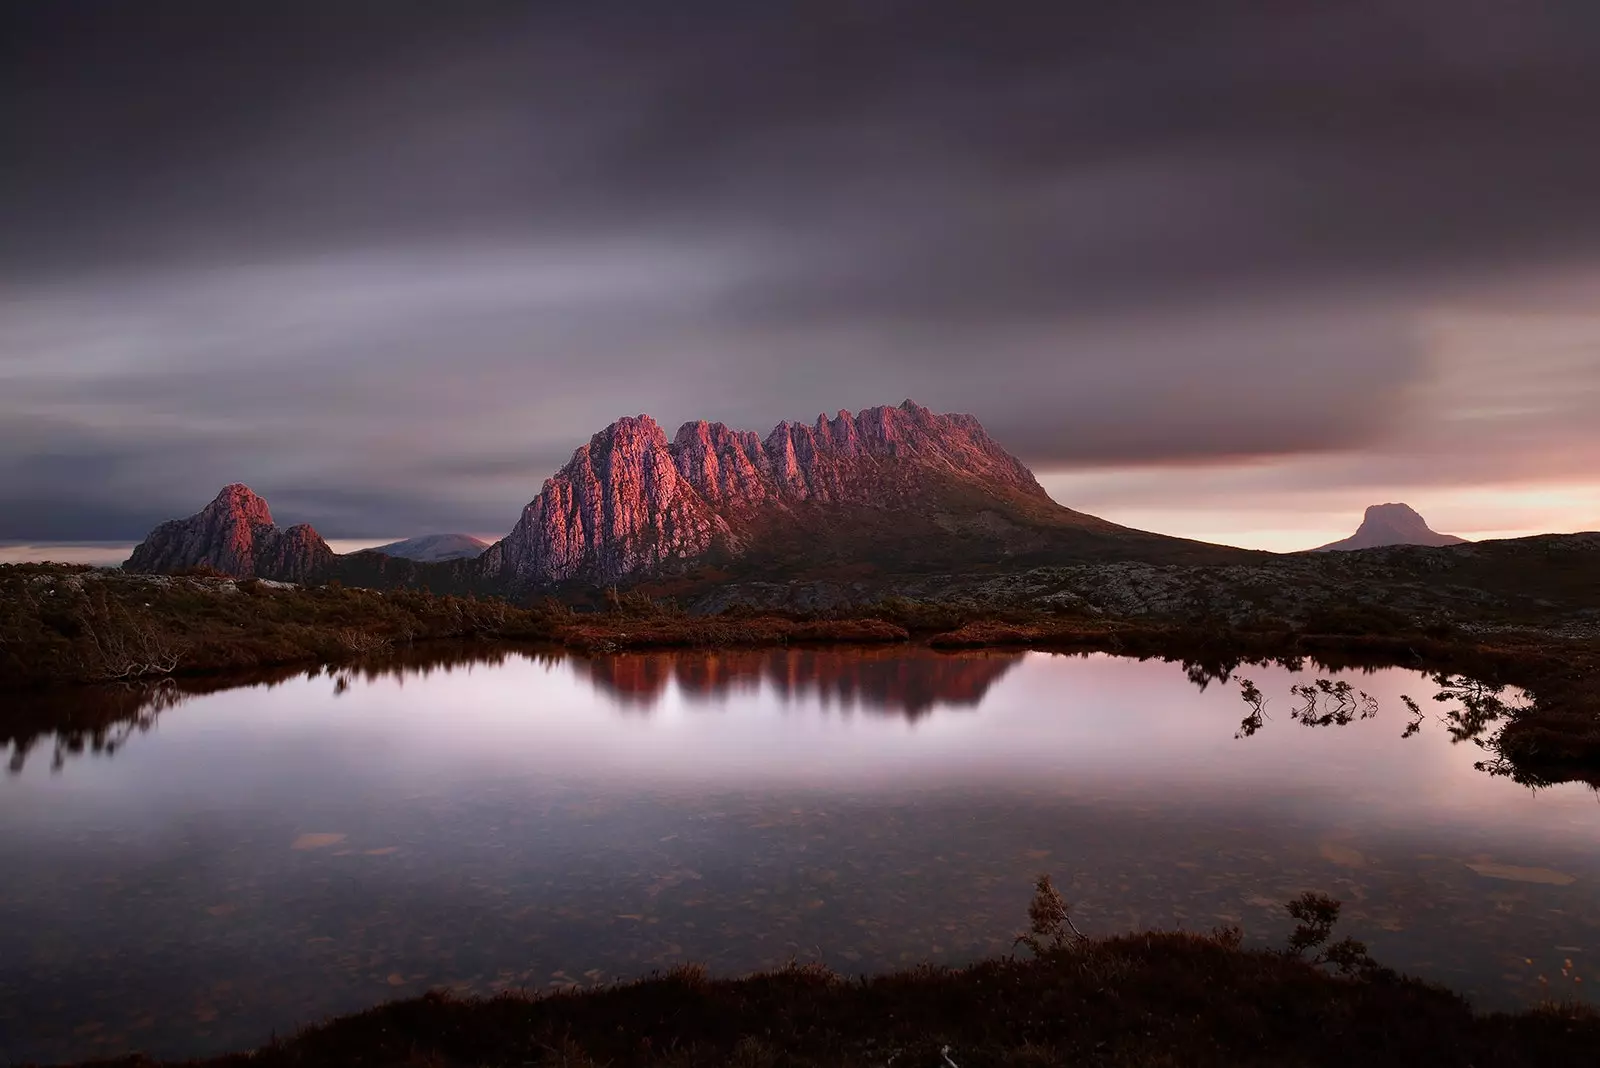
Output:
[279, 523, 330, 548]
[673, 419, 713, 443]
[208, 483, 273, 523]
[592, 414, 668, 447]
[214, 482, 262, 502]
[600, 413, 660, 428]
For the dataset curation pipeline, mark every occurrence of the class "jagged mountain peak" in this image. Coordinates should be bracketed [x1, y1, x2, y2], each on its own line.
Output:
[126, 485, 332, 580]
[481, 401, 1166, 589]
[1314, 502, 1468, 552]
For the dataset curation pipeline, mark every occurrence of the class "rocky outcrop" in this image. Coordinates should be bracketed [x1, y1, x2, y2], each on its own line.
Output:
[480, 415, 739, 587]
[125, 484, 334, 581]
[672, 404, 1045, 507]
[481, 400, 1122, 589]
[1314, 503, 1468, 552]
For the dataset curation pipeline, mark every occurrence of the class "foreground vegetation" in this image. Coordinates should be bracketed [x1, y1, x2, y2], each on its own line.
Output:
[0, 564, 915, 689]
[52, 881, 1600, 1068]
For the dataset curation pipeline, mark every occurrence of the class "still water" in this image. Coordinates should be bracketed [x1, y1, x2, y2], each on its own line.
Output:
[3, 648, 1598, 1063]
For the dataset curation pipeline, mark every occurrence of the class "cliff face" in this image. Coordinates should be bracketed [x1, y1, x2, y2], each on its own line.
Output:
[481, 401, 1076, 588]
[672, 403, 1045, 507]
[480, 415, 738, 587]
[124, 484, 334, 581]
[1314, 503, 1468, 552]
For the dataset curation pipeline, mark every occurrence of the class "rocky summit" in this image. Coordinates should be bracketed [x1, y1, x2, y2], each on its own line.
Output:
[1314, 503, 1468, 551]
[125, 484, 334, 581]
[479, 400, 1218, 589]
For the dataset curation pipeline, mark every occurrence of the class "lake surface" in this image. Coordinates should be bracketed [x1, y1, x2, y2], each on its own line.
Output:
[3, 647, 1598, 1063]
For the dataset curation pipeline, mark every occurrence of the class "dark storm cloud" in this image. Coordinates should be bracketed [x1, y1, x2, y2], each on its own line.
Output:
[3, 2, 1599, 537]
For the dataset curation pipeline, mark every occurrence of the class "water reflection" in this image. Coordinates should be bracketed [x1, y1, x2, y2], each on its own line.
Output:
[5, 646, 1025, 772]
[1232, 671, 1546, 786]
[3, 644, 558, 774]
[572, 647, 1023, 716]
[4, 644, 1546, 783]
[4, 650, 1600, 1064]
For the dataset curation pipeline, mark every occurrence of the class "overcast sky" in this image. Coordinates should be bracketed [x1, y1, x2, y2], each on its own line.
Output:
[4, 1, 1599, 551]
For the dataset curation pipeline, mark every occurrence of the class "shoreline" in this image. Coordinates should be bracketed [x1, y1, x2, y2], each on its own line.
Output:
[39, 925, 1600, 1067]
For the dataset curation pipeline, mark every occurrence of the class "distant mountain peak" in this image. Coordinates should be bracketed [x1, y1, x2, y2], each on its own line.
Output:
[1314, 503, 1468, 552]
[367, 533, 489, 563]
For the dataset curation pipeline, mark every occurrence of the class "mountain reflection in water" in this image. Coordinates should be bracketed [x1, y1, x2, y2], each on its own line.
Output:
[4, 649, 1600, 1065]
[572, 648, 1023, 715]
[4, 646, 1024, 773]
[3, 643, 1533, 777]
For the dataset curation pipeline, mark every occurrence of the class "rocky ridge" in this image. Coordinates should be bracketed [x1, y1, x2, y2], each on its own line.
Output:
[124, 484, 333, 582]
[123, 401, 1237, 588]
[480, 400, 1133, 588]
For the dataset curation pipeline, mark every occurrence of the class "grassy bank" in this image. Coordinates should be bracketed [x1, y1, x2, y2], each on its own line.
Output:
[0, 564, 556, 688]
[54, 886, 1600, 1068]
[0, 565, 918, 689]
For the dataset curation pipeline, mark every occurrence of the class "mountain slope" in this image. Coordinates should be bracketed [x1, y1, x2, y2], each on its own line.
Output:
[1314, 503, 1468, 551]
[366, 534, 488, 563]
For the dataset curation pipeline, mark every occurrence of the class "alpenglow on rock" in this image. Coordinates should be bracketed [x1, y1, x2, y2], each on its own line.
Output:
[124, 401, 1245, 590]
[125, 484, 334, 581]
[480, 400, 1120, 588]
[1314, 503, 1468, 551]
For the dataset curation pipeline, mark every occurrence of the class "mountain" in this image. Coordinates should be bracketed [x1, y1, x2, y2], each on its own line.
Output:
[1314, 503, 1468, 551]
[125, 402, 1251, 589]
[480, 400, 1243, 589]
[364, 534, 488, 563]
[124, 484, 334, 581]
